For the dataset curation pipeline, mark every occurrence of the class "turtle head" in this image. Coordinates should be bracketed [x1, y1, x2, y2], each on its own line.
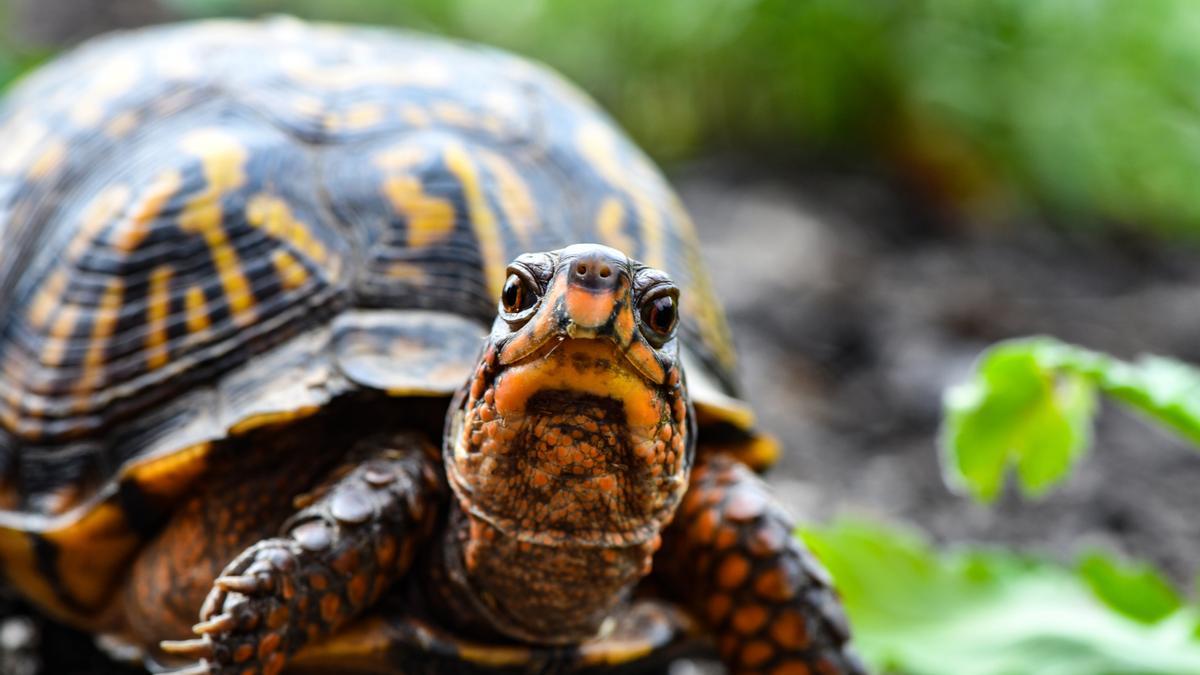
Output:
[444, 243, 694, 549]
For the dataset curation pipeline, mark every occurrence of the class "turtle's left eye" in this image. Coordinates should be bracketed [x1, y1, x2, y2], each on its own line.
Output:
[501, 272, 538, 315]
[640, 291, 678, 342]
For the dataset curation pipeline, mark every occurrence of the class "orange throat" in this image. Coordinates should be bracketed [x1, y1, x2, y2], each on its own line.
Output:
[439, 338, 692, 642]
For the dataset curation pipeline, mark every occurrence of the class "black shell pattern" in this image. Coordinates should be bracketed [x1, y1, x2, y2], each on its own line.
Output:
[0, 19, 740, 511]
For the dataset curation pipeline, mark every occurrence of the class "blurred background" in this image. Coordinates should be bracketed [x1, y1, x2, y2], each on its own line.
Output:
[4, 1, 1200, 673]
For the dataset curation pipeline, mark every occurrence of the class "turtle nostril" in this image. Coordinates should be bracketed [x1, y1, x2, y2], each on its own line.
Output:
[598, 266, 611, 278]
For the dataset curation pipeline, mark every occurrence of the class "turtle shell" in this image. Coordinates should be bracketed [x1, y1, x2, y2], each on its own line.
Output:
[0, 18, 773, 625]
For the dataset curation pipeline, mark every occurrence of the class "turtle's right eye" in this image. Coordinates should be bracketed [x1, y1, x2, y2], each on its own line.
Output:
[501, 272, 538, 315]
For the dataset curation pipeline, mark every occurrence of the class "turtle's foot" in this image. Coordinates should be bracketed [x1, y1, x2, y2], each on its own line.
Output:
[159, 433, 444, 675]
[657, 455, 869, 675]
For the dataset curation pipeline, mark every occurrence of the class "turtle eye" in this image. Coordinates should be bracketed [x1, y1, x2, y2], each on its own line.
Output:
[501, 272, 538, 315]
[640, 291, 678, 342]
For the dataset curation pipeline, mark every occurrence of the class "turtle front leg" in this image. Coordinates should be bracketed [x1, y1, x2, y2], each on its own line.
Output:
[656, 455, 867, 675]
[161, 432, 444, 675]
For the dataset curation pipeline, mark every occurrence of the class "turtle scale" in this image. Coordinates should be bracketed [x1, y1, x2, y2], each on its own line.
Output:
[0, 17, 770, 662]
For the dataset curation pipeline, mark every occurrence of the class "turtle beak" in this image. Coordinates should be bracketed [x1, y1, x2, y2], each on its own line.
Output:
[561, 248, 626, 340]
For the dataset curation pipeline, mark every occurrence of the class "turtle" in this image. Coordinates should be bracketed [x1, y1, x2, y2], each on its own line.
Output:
[0, 17, 865, 675]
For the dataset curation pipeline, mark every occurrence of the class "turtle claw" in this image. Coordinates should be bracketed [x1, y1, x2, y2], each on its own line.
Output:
[158, 662, 211, 675]
[192, 613, 235, 635]
[160, 637, 213, 659]
[216, 573, 270, 595]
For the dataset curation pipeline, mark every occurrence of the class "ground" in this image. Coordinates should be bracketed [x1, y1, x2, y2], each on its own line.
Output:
[4, 163, 1198, 673]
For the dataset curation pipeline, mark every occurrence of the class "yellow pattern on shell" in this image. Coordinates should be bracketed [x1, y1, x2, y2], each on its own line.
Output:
[477, 149, 538, 247]
[69, 183, 132, 260]
[596, 197, 635, 257]
[42, 305, 80, 369]
[432, 101, 475, 128]
[272, 249, 310, 290]
[114, 170, 182, 253]
[144, 265, 173, 370]
[184, 286, 211, 334]
[177, 129, 255, 325]
[381, 175, 457, 249]
[245, 193, 330, 266]
[577, 122, 665, 270]
[27, 270, 68, 330]
[27, 140, 66, 180]
[444, 142, 506, 300]
[75, 278, 124, 396]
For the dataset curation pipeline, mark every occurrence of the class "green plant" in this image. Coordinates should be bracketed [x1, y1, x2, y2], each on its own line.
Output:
[802, 521, 1200, 675]
[941, 336, 1200, 502]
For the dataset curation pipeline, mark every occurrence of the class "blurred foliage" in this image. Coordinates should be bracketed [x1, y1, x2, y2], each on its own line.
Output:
[3, 0, 1200, 235]
[941, 337, 1200, 503]
[802, 521, 1200, 675]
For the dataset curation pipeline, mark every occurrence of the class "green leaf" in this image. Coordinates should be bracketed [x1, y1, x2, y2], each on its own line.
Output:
[801, 521, 1200, 675]
[941, 336, 1200, 503]
[940, 337, 1097, 502]
[1078, 551, 1182, 624]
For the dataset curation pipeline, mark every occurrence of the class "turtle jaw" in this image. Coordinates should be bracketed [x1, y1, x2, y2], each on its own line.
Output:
[444, 336, 692, 548]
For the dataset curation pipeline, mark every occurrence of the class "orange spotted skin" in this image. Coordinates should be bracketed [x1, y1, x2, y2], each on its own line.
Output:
[437, 245, 692, 645]
[0, 17, 860, 675]
[657, 456, 867, 675]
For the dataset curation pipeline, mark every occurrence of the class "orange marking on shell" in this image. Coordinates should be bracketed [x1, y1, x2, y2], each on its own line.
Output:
[178, 128, 255, 325]
[27, 269, 68, 329]
[432, 101, 475, 127]
[246, 193, 330, 265]
[338, 103, 385, 131]
[380, 175, 456, 248]
[372, 145, 427, 173]
[577, 122, 666, 269]
[564, 286, 617, 329]
[70, 183, 131, 259]
[74, 278, 123, 396]
[385, 262, 427, 283]
[184, 286, 211, 334]
[271, 249, 309, 290]
[444, 142, 506, 300]
[144, 265, 173, 369]
[104, 111, 140, 138]
[596, 197, 635, 256]
[27, 140, 66, 179]
[116, 170, 182, 253]
[41, 304, 81, 368]
[399, 104, 432, 127]
[478, 149, 538, 245]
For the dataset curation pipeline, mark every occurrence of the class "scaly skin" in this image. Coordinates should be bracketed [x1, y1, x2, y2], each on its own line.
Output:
[150, 433, 444, 675]
[657, 455, 867, 675]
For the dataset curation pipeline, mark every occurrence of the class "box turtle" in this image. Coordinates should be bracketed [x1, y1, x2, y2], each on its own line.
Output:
[0, 18, 865, 675]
